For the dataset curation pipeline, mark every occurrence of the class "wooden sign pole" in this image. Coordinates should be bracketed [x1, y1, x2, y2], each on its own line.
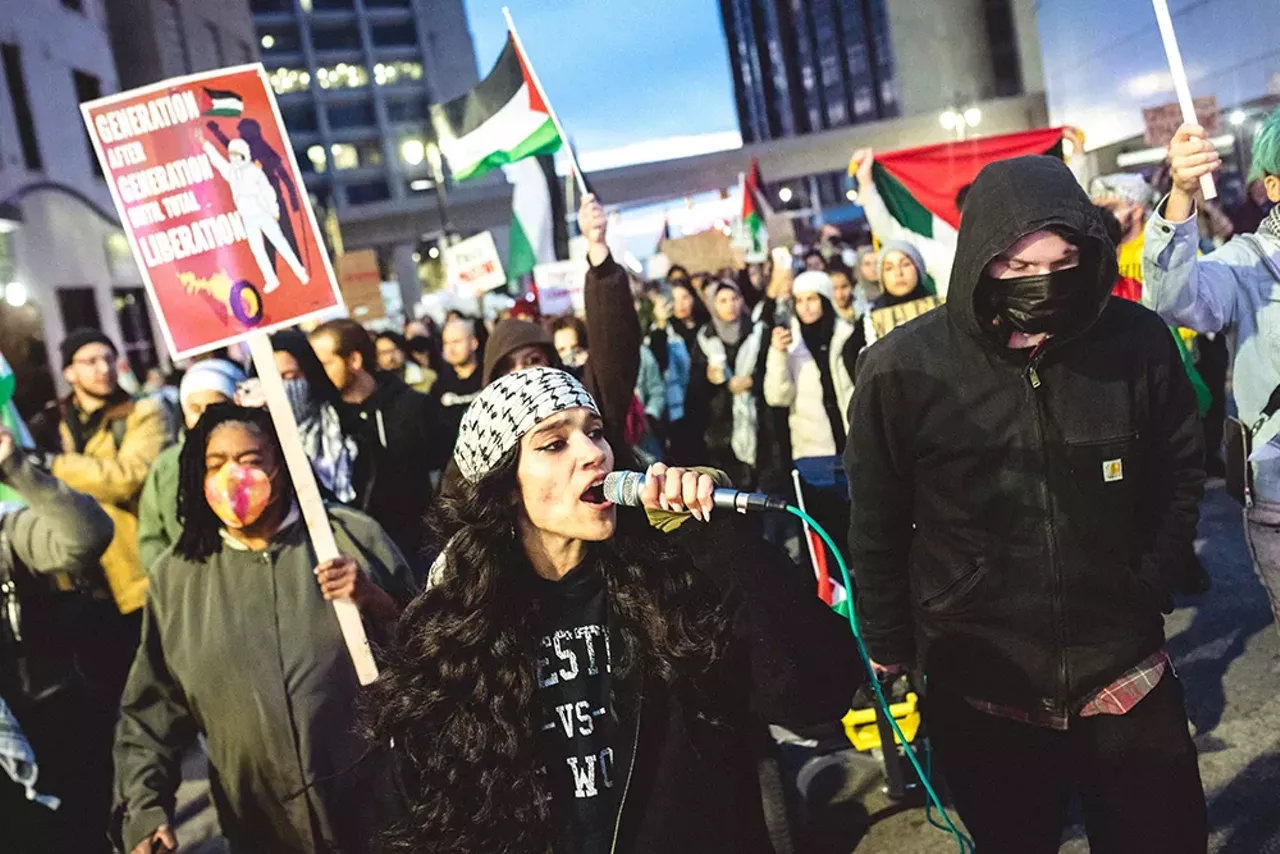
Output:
[246, 331, 378, 685]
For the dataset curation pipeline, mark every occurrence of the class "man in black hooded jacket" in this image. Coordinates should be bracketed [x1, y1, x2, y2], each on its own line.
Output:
[844, 155, 1207, 853]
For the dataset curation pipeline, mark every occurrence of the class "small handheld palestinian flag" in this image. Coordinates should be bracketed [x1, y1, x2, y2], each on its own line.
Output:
[431, 35, 562, 182]
[203, 88, 244, 118]
[740, 158, 769, 262]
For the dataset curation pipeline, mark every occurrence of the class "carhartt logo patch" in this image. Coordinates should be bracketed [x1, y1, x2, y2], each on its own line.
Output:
[1103, 459, 1124, 483]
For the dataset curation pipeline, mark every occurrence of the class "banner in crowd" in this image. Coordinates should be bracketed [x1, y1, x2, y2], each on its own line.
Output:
[445, 231, 507, 295]
[533, 259, 587, 316]
[660, 228, 737, 275]
[857, 127, 1074, 249]
[868, 296, 945, 343]
[81, 64, 341, 359]
[335, 249, 385, 322]
[1142, 96, 1220, 147]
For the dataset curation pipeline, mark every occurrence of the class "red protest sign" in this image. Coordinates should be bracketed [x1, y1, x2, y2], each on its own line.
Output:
[81, 64, 342, 359]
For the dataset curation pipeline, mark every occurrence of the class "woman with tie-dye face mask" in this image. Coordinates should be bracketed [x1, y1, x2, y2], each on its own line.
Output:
[111, 403, 417, 854]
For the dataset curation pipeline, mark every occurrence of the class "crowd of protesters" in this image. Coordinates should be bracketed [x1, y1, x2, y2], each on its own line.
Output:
[3, 110, 1280, 854]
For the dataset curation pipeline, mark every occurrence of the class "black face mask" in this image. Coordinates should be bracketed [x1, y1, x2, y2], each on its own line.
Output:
[981, 267, 1085, 335]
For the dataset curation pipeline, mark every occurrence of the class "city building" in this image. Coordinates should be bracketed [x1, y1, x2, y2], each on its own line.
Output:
[717, 0, 1045, 227]
[720, 0, 1042, 145]
[0, 0, 261, 408]
[104, 0, 258, 91]
[250, 0, 481, 301]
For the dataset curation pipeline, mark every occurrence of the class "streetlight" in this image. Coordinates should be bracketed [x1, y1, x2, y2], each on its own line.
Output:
[940, 110, 959, 131]
[779, 186, 793, 204]
[940, 106, 981, 140]
[845, 188, 858, 202]
[260, 34, 275, 49]
[401, 138, 425, 166]
[964, 107, 982, 128]
[428, 246, 440, 260]
[1230, 109, 1247, 126]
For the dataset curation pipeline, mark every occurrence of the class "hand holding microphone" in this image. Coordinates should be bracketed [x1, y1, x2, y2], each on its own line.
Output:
[603, 463, 788, 521]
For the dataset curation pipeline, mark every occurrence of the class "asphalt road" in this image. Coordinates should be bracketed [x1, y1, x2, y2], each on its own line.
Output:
[173, 483, 1280, 853]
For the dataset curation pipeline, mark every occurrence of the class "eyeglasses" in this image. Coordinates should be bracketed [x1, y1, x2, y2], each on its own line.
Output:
[72, 355, 114, 368]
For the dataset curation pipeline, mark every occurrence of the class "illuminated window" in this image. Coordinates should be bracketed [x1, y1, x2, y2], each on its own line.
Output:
[330, 143, 359, 170]
[307, 145, 327, 173]
[315, 63, 368, 90]
[373, 61, 423, 86]
[268, 67, 312, 95]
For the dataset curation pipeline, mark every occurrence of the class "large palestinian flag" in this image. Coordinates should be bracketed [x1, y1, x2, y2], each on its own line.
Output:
[431, 35, 562, 182]
[854, 127, 1074, 244]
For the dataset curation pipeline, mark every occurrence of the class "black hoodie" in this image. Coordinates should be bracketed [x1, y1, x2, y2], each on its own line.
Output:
[349, 372, 449, 561]
[844, 156, 1205, 711]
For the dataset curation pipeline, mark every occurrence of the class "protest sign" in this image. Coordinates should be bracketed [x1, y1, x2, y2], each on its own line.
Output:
[660, 228, 737, 275]
[1142, 96, 1219, 148]
[445, 231, 506, 295]
[533, 260, 587, 316]
[82, 66, 375, 685]
[868, 296, 944, 343]
[336, 249, 385, 322]
[81, 64, 342, 359]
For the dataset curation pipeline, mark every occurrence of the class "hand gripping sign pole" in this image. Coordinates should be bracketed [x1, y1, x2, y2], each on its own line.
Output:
[247, 332, 379, 684]
[1152, 0, 1217, 200]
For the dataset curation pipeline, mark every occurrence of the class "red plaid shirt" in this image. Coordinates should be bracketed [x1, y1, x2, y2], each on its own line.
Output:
[965, 651, 1170, 731]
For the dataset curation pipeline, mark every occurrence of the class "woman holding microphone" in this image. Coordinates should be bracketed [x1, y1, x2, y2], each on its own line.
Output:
[366, 367, 858, 853]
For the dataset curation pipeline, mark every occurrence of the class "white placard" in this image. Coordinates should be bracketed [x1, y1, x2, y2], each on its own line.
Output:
[445, 231, 507, 295]
[534, 259, 588, 317]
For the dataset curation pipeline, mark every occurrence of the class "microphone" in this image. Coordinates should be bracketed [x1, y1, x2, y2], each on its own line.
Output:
[602, 470, 789, 513]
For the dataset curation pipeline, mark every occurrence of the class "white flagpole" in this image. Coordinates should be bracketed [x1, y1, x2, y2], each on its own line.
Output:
[1151, 0, 1217, 200]
[502, 7, 589, 198]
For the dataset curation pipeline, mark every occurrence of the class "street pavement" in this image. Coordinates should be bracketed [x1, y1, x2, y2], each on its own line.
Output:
[173, 483, 1280, 853]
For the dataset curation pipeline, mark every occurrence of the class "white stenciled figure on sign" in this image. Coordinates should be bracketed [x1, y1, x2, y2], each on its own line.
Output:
[201, 137, 309, 293]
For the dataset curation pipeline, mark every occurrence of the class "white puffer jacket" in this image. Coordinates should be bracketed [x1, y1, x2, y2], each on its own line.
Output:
[763, 316, 856, 459]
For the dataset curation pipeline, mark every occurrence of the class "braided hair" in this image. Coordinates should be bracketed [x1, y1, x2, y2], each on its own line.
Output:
[174, 403, 294, 562]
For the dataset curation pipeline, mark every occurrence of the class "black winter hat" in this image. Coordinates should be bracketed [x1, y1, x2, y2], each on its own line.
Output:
[61, 328, 117, 368]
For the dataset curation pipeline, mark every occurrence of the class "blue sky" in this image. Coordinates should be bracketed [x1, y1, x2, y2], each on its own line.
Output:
[462, 0, 742, 167]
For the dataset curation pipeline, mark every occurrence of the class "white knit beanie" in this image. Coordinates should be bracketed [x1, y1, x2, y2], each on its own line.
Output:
[179, 359, 246, 408]
[454, 367, 599, 483]
[793, 270, 835, 304]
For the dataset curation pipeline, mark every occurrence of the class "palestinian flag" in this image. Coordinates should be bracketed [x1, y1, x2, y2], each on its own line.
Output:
[203, 88, 244, 117]
[853, 127, 1072, 244]
[431, 35, 562, 182]
[741, 158, 769, 261]
[505, 154, 567, 281]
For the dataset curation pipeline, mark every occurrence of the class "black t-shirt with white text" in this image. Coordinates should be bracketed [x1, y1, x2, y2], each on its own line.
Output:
[533, 556, 623, 854]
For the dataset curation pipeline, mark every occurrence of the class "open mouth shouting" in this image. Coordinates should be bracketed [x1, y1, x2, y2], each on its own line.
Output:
[580, 477, 612, 507]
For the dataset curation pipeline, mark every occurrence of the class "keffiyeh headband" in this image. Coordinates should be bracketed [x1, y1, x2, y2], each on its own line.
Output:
[454, 367, 599, 483]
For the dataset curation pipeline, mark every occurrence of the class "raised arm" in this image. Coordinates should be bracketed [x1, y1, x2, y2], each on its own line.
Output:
[1142, 123, 1251, 335]
[579, 194, 641, 435]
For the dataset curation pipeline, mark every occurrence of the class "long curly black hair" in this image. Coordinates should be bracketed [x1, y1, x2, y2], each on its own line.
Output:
[362, 448, 734, 853]
[175, 403, 295, 562]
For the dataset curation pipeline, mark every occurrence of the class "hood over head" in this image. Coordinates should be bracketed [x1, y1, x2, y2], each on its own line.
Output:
[482, 318, 557, 385]
[948, 155, 1118, 344]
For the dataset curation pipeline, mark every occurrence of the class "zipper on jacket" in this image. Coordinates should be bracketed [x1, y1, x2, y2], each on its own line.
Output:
[609, 687, 644, 854]
[1025, 357, 1070, 709]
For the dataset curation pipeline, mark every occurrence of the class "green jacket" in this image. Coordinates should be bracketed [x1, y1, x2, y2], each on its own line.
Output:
[113, 505, 415, 854]
[136, 442, 180, 573]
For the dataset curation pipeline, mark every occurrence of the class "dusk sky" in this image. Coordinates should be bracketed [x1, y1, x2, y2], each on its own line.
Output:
[462, 0, 743, 169]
